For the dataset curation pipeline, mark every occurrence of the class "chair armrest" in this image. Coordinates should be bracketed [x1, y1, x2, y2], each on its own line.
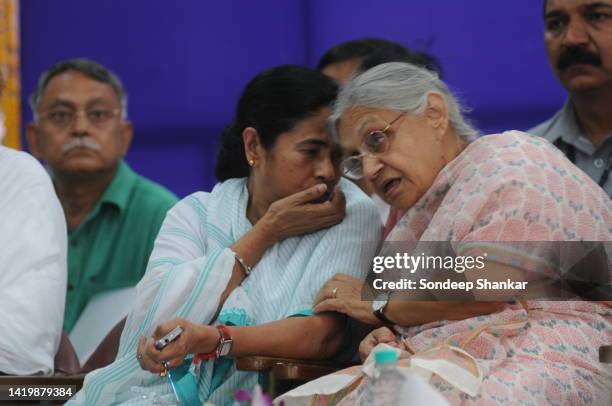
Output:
[236, 356, 356, 381]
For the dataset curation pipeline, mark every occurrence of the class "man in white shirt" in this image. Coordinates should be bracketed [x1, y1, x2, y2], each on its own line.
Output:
[0, 70, 67, 375]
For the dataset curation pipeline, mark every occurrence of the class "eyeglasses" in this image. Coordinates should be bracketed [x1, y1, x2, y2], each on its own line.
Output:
[38, 108, 120, 129]
[341, 112, 406, 180]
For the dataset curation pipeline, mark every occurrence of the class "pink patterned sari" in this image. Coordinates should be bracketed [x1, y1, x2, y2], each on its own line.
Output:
[386, 131, 612, 405]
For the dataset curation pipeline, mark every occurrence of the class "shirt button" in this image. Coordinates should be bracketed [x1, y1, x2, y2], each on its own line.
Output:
[71, 239, 78, 247]
[594, 158, 604, 169]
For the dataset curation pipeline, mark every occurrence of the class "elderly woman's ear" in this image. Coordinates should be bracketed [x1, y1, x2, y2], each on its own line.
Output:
[424, 92, 449, 138]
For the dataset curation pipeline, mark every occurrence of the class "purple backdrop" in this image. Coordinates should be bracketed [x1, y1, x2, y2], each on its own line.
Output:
[20, 0, 566, 197]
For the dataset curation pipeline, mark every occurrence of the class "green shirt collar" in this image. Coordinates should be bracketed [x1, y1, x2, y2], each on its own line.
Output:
[83, 160, 137, 223]
[98, 160, 137, 212]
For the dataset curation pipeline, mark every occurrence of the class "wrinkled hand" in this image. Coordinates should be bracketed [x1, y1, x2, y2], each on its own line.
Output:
[358, 327, 400, 362]
[136, 318, 220, 374]
[262, 184, 345, 242]
[313, 274, 379, 325]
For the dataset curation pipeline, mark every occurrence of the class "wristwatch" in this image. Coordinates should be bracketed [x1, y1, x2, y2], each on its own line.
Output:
[372, 292, 393, 325]
[215, 324, 233, 358]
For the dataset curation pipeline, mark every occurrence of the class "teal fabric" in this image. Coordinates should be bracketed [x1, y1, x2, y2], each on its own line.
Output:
[168, 356, 200, 406]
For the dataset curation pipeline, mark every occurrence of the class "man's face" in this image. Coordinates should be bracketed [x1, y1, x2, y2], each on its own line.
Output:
[27, 71, 132, 176]
[544, 0, 612, 93]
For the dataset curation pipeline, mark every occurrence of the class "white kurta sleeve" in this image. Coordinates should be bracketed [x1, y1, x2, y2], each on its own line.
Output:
[0, 150, 67, 375]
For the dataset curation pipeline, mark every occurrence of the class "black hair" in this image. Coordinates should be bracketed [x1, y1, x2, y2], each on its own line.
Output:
[317, 38, 409, 70]
[358, 48, 444, 78]
[29, 58, 127, 115]
[318, 37, 444, 79]
[215, 65, 338, 181]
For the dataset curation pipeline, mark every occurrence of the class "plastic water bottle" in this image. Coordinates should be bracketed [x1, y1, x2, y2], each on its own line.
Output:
[339, 349, 449, 406]
[358, 349, 405, 405]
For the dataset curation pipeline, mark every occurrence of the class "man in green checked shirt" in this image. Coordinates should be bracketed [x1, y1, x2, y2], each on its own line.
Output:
[27, 59, 178, 332]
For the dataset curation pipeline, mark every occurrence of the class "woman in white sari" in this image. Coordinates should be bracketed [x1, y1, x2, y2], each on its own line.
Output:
[67, 66, 381, 405]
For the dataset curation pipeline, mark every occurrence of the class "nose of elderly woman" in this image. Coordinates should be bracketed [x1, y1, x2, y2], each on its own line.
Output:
[362, 155, 384, 180]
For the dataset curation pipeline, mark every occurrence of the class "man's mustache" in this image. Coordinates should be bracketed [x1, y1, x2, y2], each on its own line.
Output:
[62, 137, 102, 153]
[557, 47, 602, 71]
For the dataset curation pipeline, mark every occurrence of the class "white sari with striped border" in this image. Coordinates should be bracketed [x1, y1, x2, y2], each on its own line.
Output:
[66, 178, 381, 406]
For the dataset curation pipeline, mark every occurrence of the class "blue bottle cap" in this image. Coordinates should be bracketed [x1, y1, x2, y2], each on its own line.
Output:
[374, 349, 398, 365]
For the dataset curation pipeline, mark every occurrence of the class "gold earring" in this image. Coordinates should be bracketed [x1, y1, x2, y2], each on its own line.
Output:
[248, 159, 255, 167]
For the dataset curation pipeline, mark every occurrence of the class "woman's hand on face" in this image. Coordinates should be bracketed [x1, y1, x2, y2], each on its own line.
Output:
[358, 327, 399, 362]
[261, 183, 345, 242]
[136, 318, 220, 374]
[313, 274, 379, 325]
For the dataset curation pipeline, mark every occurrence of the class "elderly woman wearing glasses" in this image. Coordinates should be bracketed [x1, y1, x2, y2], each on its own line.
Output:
[313, 63, 612, 404]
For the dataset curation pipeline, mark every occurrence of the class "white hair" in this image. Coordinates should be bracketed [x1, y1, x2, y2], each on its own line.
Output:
[330, 62, 478, 142]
